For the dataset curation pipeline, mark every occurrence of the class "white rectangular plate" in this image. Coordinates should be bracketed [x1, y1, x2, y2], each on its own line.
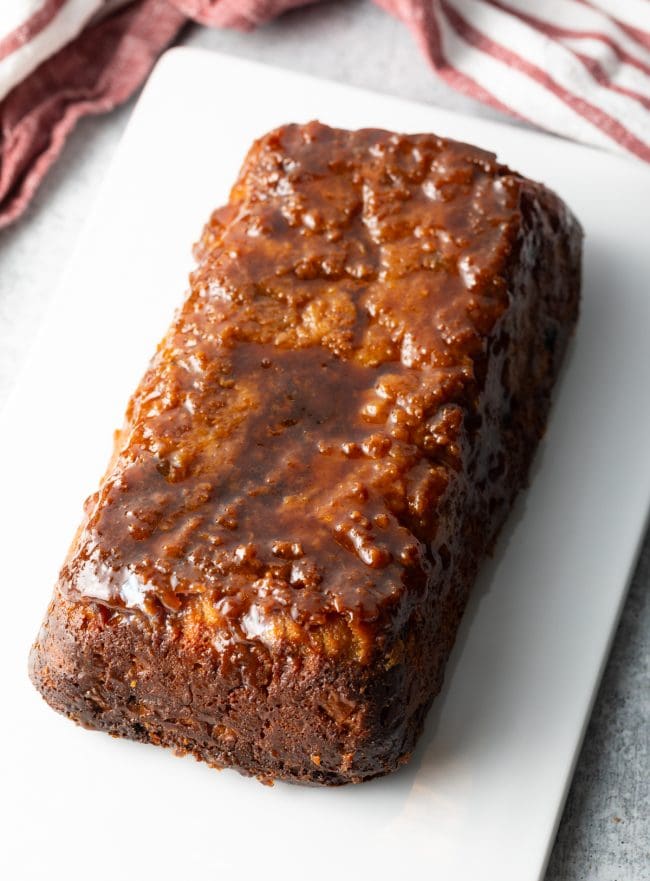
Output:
[1, 49, 649, 881]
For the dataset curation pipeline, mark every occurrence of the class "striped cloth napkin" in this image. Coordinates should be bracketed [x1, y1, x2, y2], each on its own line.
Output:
[1, 0, 648, 228]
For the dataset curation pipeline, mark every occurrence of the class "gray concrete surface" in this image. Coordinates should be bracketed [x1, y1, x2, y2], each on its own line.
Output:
[0, 2, 647, 878]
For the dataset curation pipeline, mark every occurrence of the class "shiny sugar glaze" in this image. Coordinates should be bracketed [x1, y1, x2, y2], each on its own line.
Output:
[63, 122, 522, 651]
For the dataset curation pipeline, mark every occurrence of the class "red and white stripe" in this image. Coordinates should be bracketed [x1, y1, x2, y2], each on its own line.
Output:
[0, 0, 648, 231]
[383, 0, 650, 162]
[0, 0, 130, 102]
[1, 0, 648, 161]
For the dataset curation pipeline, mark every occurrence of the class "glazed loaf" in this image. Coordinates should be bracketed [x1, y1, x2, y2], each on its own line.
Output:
[30, 123, 581, 785]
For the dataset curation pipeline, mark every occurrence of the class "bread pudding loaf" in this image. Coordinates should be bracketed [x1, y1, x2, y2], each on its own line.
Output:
[29, 122, 582, 785]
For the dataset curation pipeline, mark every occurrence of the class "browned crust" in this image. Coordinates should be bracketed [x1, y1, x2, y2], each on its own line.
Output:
[29, 124, 581, 785]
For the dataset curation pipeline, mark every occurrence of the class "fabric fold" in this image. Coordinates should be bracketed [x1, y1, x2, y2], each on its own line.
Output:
[1, 0, 649, 228]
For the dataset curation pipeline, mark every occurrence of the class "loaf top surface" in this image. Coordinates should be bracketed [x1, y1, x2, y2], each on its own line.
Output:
[63, 122, 567, 659]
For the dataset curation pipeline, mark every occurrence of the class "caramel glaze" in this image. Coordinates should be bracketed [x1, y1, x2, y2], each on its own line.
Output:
[62, 122, 549, 664]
